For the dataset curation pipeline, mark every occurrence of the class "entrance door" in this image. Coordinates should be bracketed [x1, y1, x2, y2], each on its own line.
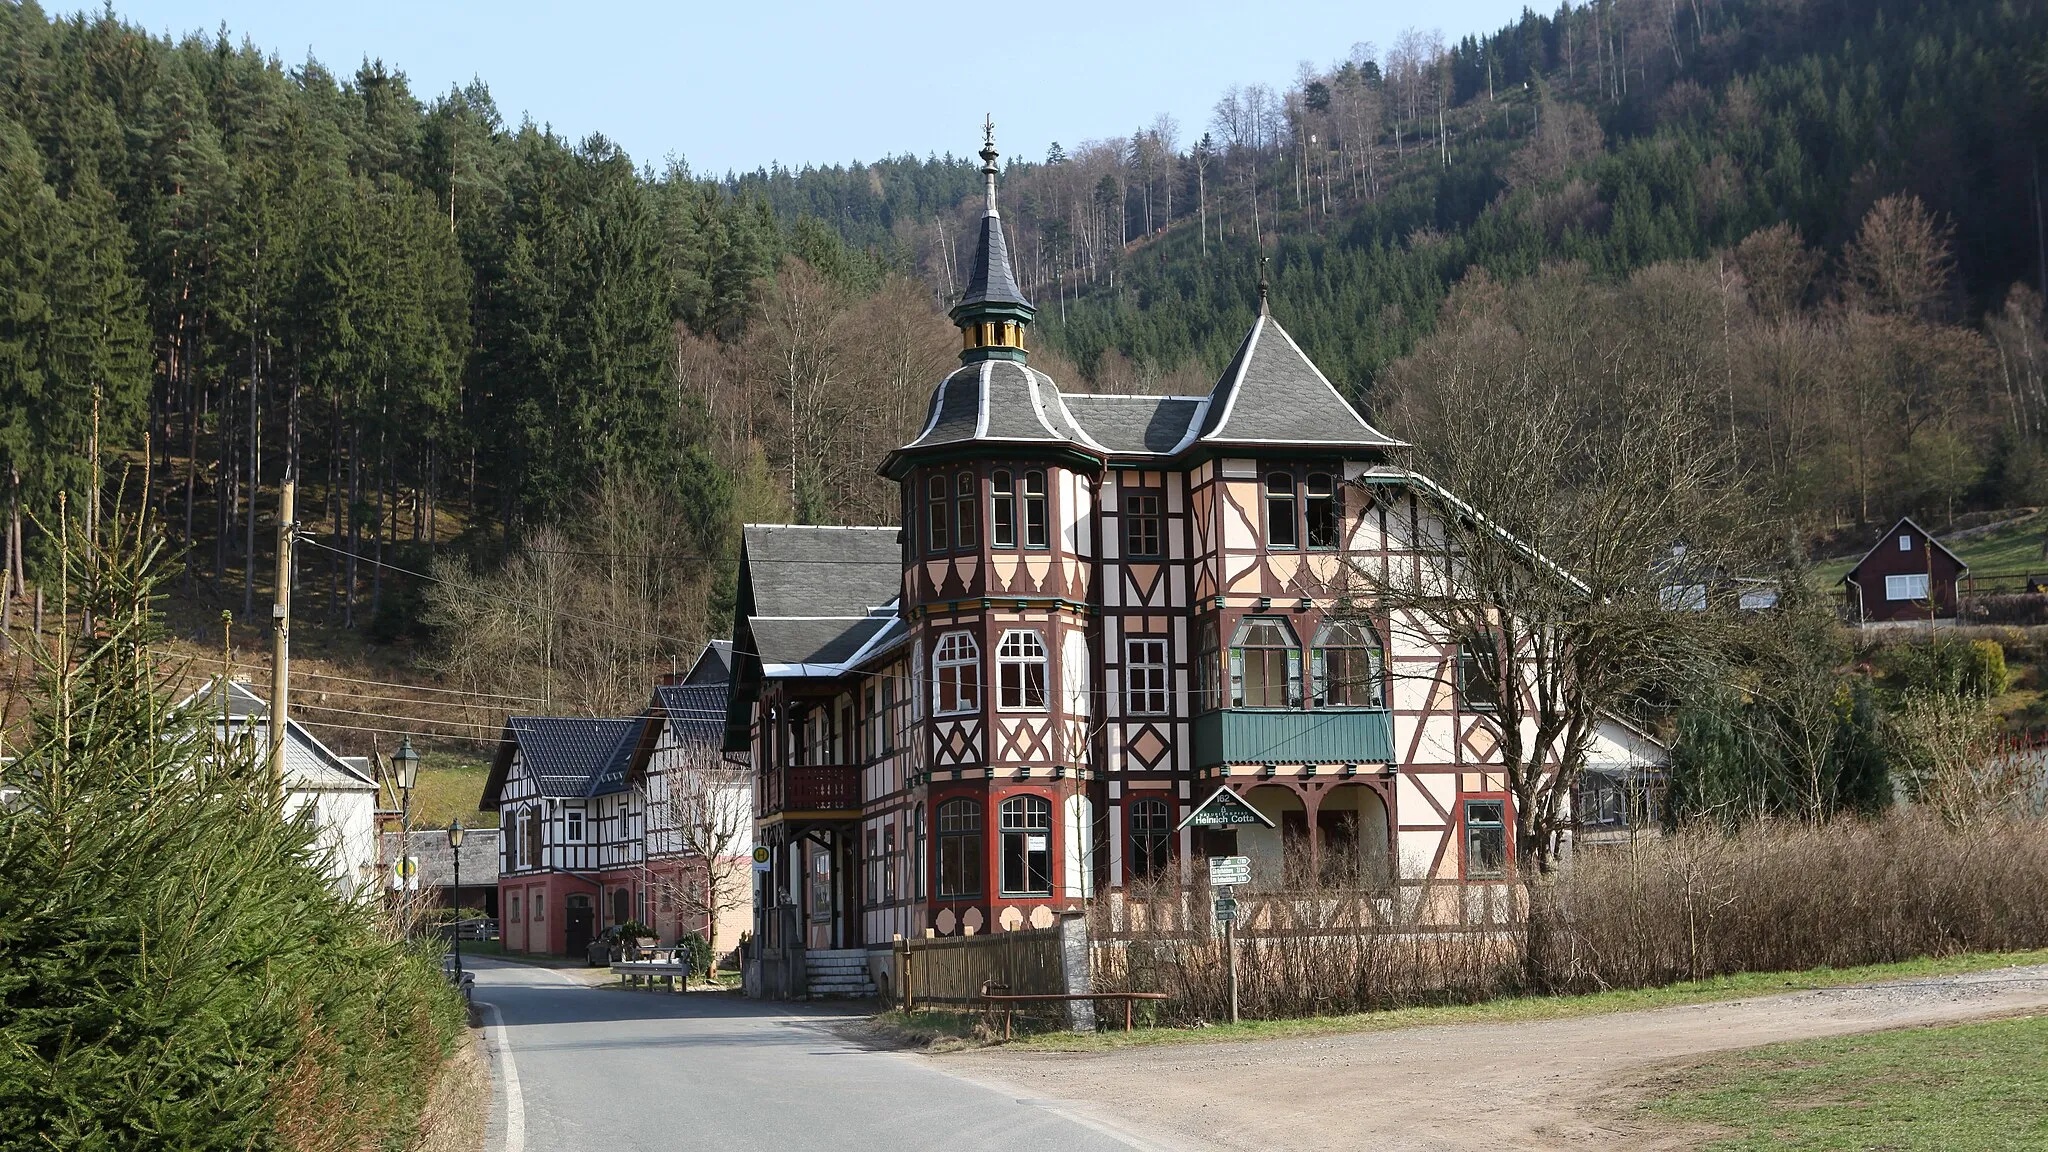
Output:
[564, 894, 595, 958]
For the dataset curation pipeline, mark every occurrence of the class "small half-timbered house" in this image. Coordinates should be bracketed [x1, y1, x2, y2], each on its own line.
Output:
[482, 716, 649, 957]
[636, 643, 753, 958]
[727, 130, 1666, 981]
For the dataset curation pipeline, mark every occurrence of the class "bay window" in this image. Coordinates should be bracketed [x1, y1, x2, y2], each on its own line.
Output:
[933, 631, 981, 715]
[999, 795, 1053, 896]
[937, 798, 982, 898]
[1230, 617, 1301, 708]
[997, 629, 1048, 710]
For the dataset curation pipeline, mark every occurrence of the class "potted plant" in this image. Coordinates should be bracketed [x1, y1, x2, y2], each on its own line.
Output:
[614, 920, 656, 962]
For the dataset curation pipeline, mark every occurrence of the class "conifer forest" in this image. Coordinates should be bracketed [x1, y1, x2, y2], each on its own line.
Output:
[0, 0, 2045, 710]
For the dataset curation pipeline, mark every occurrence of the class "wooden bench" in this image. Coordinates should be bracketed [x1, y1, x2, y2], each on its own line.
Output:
[611, 961, 695, 990]
[977, 981, 1171, 1038]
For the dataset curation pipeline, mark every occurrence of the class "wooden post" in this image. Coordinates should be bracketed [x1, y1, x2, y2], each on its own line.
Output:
[268, 477, 294, 792]
[1224, 914, 1239, 1025]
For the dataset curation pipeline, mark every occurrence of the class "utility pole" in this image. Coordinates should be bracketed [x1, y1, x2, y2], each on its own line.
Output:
[268, 477, 294, 791]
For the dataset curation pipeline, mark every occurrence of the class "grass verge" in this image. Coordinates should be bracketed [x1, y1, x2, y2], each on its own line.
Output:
[935, 949, 2048, 1053]
[1641, 1013, 2048, 1150]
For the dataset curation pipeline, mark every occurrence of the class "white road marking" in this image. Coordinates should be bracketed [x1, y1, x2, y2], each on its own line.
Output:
[482, 1000, 525, 1152]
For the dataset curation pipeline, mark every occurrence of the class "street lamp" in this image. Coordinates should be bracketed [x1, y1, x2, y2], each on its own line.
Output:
[446, 819, 466, 975]
[390, 737, 421, 919]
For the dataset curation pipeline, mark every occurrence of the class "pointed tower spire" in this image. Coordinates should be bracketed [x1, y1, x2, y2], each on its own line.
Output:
[1257, 256, 1271, 318]
[951, 117, 1035, 364]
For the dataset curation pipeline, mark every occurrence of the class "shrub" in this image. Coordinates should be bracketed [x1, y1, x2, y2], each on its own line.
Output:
[0, 512, 465, 1150]
[674, 931, 714, 975]
[1084, 815, 2048, 1024]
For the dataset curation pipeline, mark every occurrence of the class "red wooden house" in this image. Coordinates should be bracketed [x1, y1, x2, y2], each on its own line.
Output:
[1841, 516, 1968, 624]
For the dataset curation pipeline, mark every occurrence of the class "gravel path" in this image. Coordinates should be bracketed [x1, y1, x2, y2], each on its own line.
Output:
[936, 964, 2048, 1151]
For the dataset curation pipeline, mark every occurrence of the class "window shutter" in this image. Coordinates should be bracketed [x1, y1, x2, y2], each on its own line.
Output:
[1229, 648, 1244, 708]
[1287, 650, 1303, 707]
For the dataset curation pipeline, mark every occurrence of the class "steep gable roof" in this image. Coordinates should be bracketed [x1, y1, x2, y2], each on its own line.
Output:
[1196, 314, 1405, 449]
[176, 677, 377, 791]
[739, 524, 901, 618]
[1842, 515, 1970, 582]
[482, 716, 643, 806]
[955, 210, 1032, 313]
[683, 640, 732, 686]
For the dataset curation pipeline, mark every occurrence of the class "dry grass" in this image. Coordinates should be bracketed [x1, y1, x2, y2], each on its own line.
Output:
[408, 1030, 490, 1152]
[1082, 815, 2048, 1026]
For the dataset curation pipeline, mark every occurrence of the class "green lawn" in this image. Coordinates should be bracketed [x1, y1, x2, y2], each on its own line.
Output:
[922, 950, 2048, 1053]
[385, 750, 496, 829]
[1646, 1014, 2048, 1150]
[1815, 512, 2048, 588]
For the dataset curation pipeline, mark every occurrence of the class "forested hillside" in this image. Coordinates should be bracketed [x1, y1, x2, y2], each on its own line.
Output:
[0, 0, 2045, 734]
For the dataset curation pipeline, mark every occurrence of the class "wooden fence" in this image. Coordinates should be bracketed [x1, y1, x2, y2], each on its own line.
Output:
[896, 925, 1065, 1009]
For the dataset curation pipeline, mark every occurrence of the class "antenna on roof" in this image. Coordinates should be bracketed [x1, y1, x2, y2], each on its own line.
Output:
[1257, 256, 1271, 318]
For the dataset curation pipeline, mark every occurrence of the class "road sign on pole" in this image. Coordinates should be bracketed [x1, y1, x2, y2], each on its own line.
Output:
[1208, 855, 1251, 887]
[1212, 896, 1239, 921]
[751, 845, 772, 873]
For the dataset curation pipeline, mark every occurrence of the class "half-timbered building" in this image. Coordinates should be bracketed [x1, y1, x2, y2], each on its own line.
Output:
[726, 130, 1664, 978]
[482, 715, 649, 957]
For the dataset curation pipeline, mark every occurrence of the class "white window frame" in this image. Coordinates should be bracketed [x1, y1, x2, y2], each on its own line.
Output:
[1884, 572, 1930, 601]
[933, 631, 981, 715]
[997, 629, 1049, 711]
[565, 807, 585, 843]
[1126, 638, 1169, 715]
[1898, 534, 1912, 551]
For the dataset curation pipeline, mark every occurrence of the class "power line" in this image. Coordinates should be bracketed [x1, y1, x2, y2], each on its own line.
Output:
[295, 536, 706, 648]
[222, 658, 544, 704]
[293, 700, 503, 730]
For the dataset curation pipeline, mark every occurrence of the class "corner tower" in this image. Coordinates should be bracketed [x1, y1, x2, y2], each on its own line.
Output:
[952, 118, 1035, 364]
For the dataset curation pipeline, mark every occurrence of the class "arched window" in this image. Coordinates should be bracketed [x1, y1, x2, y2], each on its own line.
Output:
[955, 472, 978, 549]
[926, 475, 949, 552]
[1265, 472, 1298, 549]
[1129, 798, 1172, 880]
[1230, 617, 1301, 708]
[1306, 473, 1338, 549]
[999, 795, 1053, 896]
[937, 798, 982, 898]
[1023, 471, 1049, 549]
[933, 631, 981, 715]
[990, 470, 1016, 548]
[996, 629, 1048, 710]
[1313, 620, 1385, 708]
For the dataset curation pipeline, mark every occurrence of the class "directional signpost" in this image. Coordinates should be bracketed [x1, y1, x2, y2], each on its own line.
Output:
[1207, 853, 1253, 1024]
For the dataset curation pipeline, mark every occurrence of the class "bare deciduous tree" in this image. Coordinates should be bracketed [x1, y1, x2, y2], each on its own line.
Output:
[642, 740, 753, 975]
[1345, 264, 1749, 876]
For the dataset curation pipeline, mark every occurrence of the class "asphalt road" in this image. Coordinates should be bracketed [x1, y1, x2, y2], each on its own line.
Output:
[470, 958, 1157, 1152]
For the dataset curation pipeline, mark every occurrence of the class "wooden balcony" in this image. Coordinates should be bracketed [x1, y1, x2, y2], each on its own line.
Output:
[1191, 708, 1395, 769]
[760, 762, 861, 820]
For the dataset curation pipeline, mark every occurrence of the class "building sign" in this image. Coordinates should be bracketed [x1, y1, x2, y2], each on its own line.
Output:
[1177, 786, 1276, 831]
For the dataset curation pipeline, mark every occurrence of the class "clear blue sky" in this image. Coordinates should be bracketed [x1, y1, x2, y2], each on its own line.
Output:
[96, 1, 1535, 175]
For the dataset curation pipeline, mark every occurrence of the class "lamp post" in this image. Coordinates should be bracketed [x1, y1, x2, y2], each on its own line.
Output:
[446, 819, 466, 975]
[391, 737, 420, 926]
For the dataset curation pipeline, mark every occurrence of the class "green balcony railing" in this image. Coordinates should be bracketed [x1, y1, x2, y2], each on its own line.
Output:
[1190, 709, 1395, 768]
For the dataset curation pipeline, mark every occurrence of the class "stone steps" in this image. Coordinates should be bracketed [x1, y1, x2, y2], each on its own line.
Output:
[804, 948, 877, 998]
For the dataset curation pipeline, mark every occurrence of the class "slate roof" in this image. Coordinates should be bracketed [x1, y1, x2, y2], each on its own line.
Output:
[654, 682, 727, 745]
[1196, 313, 1406, 447]
[1059, 394, 1207, 455]
[178, 678, 378, 791]
[739, 524, 900, 618]
[900, 359, 1098, 452]
[683, 640, 732, 686]
[485, 716, 644, 803]
[954, 210, 1032, 314]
